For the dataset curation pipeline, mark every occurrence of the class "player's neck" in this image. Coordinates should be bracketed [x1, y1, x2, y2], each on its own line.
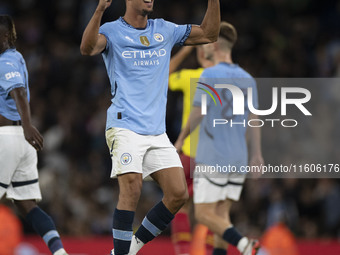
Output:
[123, 12, 148, 29]
[0, 43, 10, 55]
[214, 52, 233, 65]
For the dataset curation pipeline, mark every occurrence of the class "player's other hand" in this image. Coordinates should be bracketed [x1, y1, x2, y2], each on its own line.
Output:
[174, 139, 183, 154]
[97, 0, 112, 12]
[23, 124, 43, 151]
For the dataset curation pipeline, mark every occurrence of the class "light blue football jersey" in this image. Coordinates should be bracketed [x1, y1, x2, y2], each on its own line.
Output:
[99, 17, 191, 135]
[0, 48, 29, 121]
[193, 63, 258, 169]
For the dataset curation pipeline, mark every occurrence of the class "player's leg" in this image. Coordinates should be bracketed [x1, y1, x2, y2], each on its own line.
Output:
[116, 173, 143, 211]
[193, 169, 257, 255]
[171, 153, 193, 255]
[129, 166, 189, 254]
[190, 168, 218, 254]
[153, 166, 188, 213]
[194, 202, 229, 236]
[0, 126, 21, 200]
[7, 130, 67, 255]
[113, 172, 142, 255]
[207, 179, 259, 255]
[211, 200, 230, 255]
[222, 176, 260, 255]
[106, 128, 145, 255]
[128, 133, 187, 254]
[213, 234, 229, 255]
[195, 201, 249, 254]
[193, 169, 232, 236]
[14, 200, 67, 255]
[216, 200, 258, 255]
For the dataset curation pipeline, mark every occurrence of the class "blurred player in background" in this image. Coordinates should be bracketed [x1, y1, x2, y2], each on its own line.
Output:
[80, 0, 220, 254]
[0, 15, 68, 255]
[169, 46, 215, 255]
[175, 22, 264, 255]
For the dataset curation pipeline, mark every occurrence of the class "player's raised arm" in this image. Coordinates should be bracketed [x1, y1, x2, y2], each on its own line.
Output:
[80, 0, 112, 56]
[185, 0, 220, 45]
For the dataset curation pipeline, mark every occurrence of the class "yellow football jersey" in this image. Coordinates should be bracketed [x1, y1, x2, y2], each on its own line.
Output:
[169, 68, 204, 158]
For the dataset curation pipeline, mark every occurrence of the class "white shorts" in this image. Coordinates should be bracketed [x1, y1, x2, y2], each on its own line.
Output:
[106, 127, 182, 178]
[0, 126, 42, 201]
[193, 165, 246, 204]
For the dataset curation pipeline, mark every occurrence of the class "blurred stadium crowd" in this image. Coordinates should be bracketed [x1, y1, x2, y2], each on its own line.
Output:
[1, 0, 340, 239]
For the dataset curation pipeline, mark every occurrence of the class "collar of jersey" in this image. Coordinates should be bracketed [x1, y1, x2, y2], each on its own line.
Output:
[0, 48, 15, 56]
[119, 17, 149, 30]
[219, 62, 238, 68]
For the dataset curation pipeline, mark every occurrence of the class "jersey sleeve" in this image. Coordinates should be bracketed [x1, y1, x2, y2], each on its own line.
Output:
[164, 20, 192, 46]
[99, 23, 111, 53]
[0, 61, 25, 97]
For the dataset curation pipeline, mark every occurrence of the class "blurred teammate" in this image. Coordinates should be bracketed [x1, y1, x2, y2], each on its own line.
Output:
[0, 15, 68, 255]
[169, 46, 214, 255]
[175, 22, 264, 255]
[80, 0, 220, 254]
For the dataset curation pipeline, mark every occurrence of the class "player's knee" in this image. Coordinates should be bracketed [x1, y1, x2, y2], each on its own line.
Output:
[168, 186, 189, 209]
[180, 188, 190, 206]
[178, 199, 191, 214]
[14, 200, 37, 217]
[118, 175, 143, 201]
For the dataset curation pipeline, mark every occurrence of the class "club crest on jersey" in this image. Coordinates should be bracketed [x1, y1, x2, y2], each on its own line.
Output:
[140, 36, 150, 46]
[121, 153, 132, 165]
[154, 33, 164, 42]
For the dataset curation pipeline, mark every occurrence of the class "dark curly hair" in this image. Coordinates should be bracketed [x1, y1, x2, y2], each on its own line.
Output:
[0, 15, 17, 48]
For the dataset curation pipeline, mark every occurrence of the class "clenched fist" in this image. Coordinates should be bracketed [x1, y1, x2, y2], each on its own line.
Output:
[97, 0, 112, 12]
